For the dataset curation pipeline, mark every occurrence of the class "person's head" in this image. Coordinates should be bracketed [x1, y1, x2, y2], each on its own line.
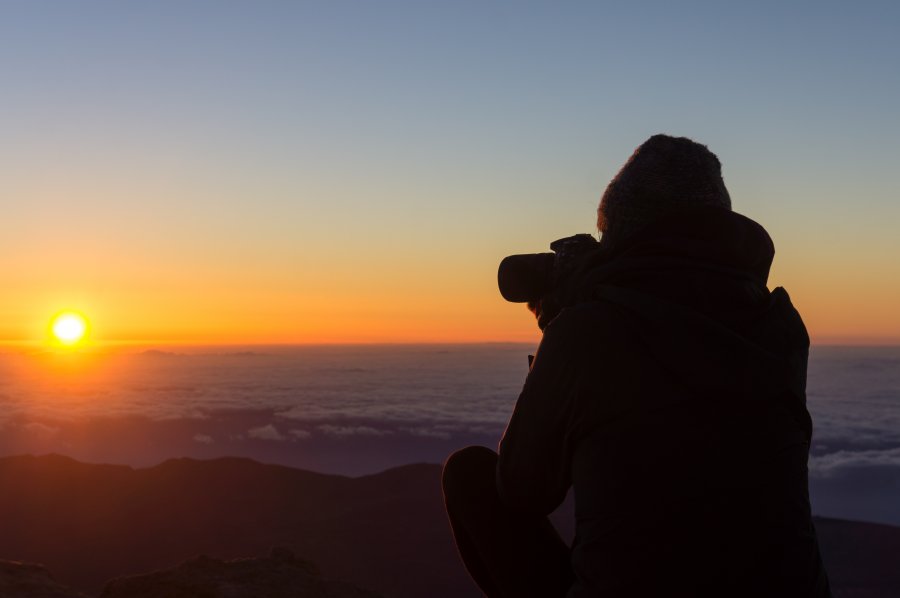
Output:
[597, 134, 732, 248]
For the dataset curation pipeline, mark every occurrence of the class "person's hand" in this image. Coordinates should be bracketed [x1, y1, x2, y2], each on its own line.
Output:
[527, 296, 561, 331]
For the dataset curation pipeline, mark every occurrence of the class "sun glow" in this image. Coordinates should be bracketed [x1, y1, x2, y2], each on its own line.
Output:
[51, 312, 89, 346]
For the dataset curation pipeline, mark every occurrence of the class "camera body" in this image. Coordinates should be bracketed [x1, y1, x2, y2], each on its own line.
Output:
[497, 233, 599, 329]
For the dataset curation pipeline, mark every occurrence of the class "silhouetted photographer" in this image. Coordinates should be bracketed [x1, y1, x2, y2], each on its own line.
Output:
[442, 135, 832, 597]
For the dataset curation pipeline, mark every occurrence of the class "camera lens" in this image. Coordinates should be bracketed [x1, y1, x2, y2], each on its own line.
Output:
[497, 253, 555, 303]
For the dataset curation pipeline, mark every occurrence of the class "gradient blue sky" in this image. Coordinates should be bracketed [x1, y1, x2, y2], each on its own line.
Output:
[2, 1, 899, 343]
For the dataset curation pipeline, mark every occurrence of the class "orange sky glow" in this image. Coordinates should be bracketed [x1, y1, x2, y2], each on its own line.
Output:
[3, 4, 899, 348]
[2, 239, 898, 347]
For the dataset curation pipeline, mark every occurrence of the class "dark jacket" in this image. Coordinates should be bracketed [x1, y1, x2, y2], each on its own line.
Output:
[497, 207, 831, 597]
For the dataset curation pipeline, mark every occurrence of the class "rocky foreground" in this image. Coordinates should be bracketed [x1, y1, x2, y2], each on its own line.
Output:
[2, 548, 382, 598]
[1, 455, 898, 597]
[0, 559, 86, 598]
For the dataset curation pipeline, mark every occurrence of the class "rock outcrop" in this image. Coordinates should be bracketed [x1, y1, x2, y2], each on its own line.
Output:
[0, 560, 86, 598]
[99, 548, 382, 598]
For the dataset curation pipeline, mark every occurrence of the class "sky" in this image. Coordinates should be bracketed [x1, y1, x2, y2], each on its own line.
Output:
[2, 1, 899, 345]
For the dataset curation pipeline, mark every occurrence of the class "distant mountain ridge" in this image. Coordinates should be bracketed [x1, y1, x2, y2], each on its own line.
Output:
[0, 454, 897, 598]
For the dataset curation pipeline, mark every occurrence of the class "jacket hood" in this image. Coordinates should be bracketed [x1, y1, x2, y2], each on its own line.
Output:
[606, 205, 773, 279]
[577, 206, 780, 337]
[574, 206, 812, 439]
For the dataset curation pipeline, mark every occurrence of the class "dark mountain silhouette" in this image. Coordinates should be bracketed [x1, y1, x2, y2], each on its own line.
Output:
[0, 455, 456, 598]
[0, 454, 897, 598]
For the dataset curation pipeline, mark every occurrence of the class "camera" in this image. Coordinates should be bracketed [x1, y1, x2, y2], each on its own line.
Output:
[497, 233, 600, 328]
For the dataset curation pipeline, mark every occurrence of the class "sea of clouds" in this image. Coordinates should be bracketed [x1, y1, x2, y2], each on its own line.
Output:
[1, 344, 898, 525]
[0, 344, 526, 476]
[804, 346, 900, 525]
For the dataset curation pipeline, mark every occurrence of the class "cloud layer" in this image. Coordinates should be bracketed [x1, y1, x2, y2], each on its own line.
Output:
[1, 345, 898, 521]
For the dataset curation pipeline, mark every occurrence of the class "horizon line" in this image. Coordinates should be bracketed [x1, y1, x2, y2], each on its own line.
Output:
[2, 340, 900, 350]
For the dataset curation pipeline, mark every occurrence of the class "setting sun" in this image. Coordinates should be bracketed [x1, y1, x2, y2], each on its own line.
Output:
[51, 312, 89, 345]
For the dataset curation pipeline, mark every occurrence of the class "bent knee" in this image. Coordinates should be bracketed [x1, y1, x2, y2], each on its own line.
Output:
[442, 446, 498, 500]
[443, 446, 497, 478]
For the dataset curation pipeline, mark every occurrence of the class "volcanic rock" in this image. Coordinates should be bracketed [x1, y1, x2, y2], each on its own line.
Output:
[0, 559, 86, 598]
[99, 547, 382, 598]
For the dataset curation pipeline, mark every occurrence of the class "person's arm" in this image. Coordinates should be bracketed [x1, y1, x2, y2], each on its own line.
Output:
[496, 310, 583, 516]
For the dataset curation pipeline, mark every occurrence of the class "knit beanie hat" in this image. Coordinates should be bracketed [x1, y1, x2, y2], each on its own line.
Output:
[597, 134, 732, 248]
